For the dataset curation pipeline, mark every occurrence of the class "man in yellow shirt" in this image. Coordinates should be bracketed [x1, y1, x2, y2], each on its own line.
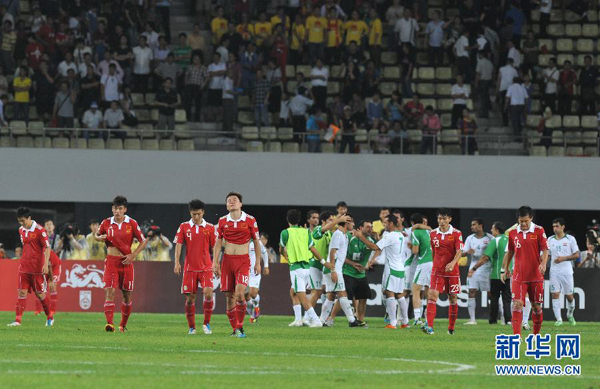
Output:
[290, 14, 306, 65]
[236, 13, 255, 43]
[344, 10, 368, 47]
[13, 66, 31, 122]
[86, 219, 107, 260]
[325, 7, 343, 64]
[145, 226, 172, 261]
[305, 7, 326, 64]
[254, 12, 272, 49]
[372, 207, 390, 238]
[270, 6, 290, 32]
[368, 9, 383, 66]
[210, 6, 228, 45]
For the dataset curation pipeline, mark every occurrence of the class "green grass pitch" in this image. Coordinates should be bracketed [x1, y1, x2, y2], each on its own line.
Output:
[0, 312, 598, 388]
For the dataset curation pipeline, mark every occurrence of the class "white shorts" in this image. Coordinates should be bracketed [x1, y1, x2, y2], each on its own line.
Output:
[248, 273, 261, 289]
[404, 262, 417, 290]
[381, 265, 389, 292]
[549, 272, 574, 295]
[383, 271, 405, 294]
[466, 267, 491, 291]
[309, 267, 323, 290]
[323, 271, 345, 293]
[290, 268, 310, 293]
[414, 262, 433, 287]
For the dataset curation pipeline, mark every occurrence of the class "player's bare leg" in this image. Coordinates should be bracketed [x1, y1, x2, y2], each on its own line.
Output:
[511, 298, 524, 335]
[327, 300, 341, 325]
[119, 290, 133, 332]
[202, 287, 214, 333]
[48, 281, 58, 317]
[184, 292, 197, 334]
[447, 293, 458, 334]
[465, 289, 478, 325]
[412, 283, 424, 325]
[531, 301, 543, 334]
[424, 289, 439, 334]
[356, 298, 367, 322]
[104, 288, 117, 332]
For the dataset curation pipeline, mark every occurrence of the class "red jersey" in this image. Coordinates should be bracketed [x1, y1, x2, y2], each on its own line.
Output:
[174, 219, 217, 272]
[98, 216, 146, 256]
[217, 211, 259, 245]
[25, 42, 44, 70]
[430, 225, 463, 276]
[18, 220, 50, 274]
[507, 223, 548, 282]
[36, 24, 55, 51]
[49, 250, 60, 268]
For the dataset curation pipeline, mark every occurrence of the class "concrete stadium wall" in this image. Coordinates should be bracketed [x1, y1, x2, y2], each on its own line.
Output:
[1, 148, 599, 210]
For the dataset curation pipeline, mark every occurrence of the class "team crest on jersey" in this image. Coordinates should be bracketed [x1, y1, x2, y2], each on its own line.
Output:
[126, 226, 132, 234]
[203, 230, 211, 236]
[530, 235, 537, 240]
[448, 236, 454, 241]
[30, 233, 37, 238]
[42, 232, 47, 237]
[240, 223, 248, 228]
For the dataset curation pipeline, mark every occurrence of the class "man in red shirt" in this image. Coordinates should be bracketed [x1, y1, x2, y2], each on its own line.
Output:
[34, 249, 60, 317]
[8, 207, 54, 327]
[423, 208, 463, 335]
[502, 206, 549, 335]
[213, 192, 261, 338]
[174, 199, 216, 335]
[95, 196, 147, 332]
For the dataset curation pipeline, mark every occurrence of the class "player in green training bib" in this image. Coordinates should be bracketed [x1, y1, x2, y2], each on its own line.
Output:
[409, 213, 433, 326]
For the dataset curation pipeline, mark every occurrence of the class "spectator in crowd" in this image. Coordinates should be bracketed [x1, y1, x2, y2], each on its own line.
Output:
[310, 58, 328, 111]
[539, 0, 552, 37]
[155, 52, 182, 90]
[74, 39, 93, 68]
[184, 54, 208, 122]
[339, 105, 357, 154]
[86, 219, 106, 260]
[374, 122, 392, 154]
[58, 52, 77, 77]
[457, 108, 478, 155]
[173, 33, 192, 75]
[367, 92, 384, 129]
[521, 30, 539, 79]
[188, 23, 205, 62]
[542, 57, 559, 113]
[424, 10, 446, 66]
[306, 106, 323, 153]
[343, 40, 366, 66]
[368, 9, 383, 67]
[82, 102, 104, 139]
[385, 0, 404, 51]
[394, 9, 419, 61]
[505, 76, 529, 138]
[142, 22, 160, 52]
[236, 12, 255, 44]
[505, 2, 525, 46]
[223, 22, 243, 56]
[306, 7, 326, 64]
[290, 86, 314, 141]
[155, 77, 179, 136]
[497, 58, 519, 126]
[153, 36, 169, 65]
[53, 81, 76, 130]
[14, 246, 22, 259]
[240, 42, 259, 92]
[207, 52, 226, 121]
[507, 40, 521, 69]
[325, 7, 343, 65]
[254, 12, 272, 51]
[260, 233, 279, 264]
[341, 60, 360, 103]
[56, 224, 87, 260]
[475, 51, 494, 119]
[399, 43, 414, 98]
[279, 92, 291, 127]
[103, 100, 125, 138]
[13, 65, 31, 122]
[0, 242, 5, 259]
[0, 65, 7, 95]
[403, 94, 424, 128]
[145, 225, 172, 261]
[101, 63, 122, 107]
[344, 10, 368, 50]
[98, 51, 124, 79]
[389, 120, 409, 154]
[78, 53, 96, 78]
[0, 93, 8, 127]
[386, 91, 403, 122]
[451, 75, 470, 129]
[33, 60, 54, 123]
[80, 65, 100, 111]
[579, 55, 599, 114]
[222, 68, 236, 133]
[454, 30, 476, 84]
[132, 36, 153, 93]
[253, 68, 270, 128]
[420, 105, 441, 154]
[558, 60, 577, 115]
[290, 14, 306, 65]
[266, 58, 282, 125]
[351, 92, 367, 126]
[156, 0, 172, 43]
[1, 20, 16, 72]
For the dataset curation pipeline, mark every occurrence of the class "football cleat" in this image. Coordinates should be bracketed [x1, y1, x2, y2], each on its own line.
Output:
[253, 307, 261, 321]
[422, 325, 435, 335]
[237, 328, 246, 338]
[301, 318, 310, 326]
[568, 316, 576, 326]
[383, 313, 390, 324]
[230, 330, 238, 337]
[203, 324, 212, 334]
[45, 318, 54, 327]
[249, 317, 255, 323]
[324, 319, 334, 327]
[522, 323, 532, 331]
[309, 319, 323, 328]
[554, 320, 563, 327]
[188, 327, 197, 335]
[119, 326, 128, 332]
[500, 317, 506, 326]
[105, 324, 115, 332]
[413, 318, 424, 327]
[349, 318, 366, 327]
[384, 324, 397, 329]
[400, 323, 410, 329]
[464, 320, 477, 325]
[448, 329, 455, 335]
[288, 319, 303, 327]
[7, 321, 21, 327]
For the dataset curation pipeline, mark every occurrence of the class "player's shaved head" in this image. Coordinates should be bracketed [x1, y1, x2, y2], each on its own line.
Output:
[189, 199, 205, 211]
[286, 209, 302, 225]
[226, 192, 243, 203]
[112, 195, 128, 208]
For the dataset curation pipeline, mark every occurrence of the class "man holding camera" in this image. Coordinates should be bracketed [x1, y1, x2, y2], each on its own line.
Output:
[146, 225, 173, 262]
[56, 224, 87, 260]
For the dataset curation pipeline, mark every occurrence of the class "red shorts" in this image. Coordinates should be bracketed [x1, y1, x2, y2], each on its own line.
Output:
[220, 254, 250, 293]
[182, 271, 213, 294]
[431, 273, 461, 295]
[18, 272, 46, 294]
[512, 280, 544, 304]
[45, 264, 61, 284]
[103, 255, 134, 291]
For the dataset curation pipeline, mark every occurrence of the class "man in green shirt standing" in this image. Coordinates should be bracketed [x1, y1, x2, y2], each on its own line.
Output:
[410, 213, 433, 326]
[469, 221, 510, 325]
[343, 220, 375, 322]
[280, 209, 332, 328]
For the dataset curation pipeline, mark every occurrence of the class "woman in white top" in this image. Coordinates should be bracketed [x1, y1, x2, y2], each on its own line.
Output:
[310, 58, 329, 112]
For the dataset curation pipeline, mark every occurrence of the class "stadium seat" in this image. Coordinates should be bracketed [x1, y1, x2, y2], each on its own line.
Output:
[131, 93, 145, 107]
[550, 9, 564, 21]
[435, 67, 452, 81]
[52, 137, 70, 148]
[238, 111, 254, 125]
[530, 99, 541, 113]
[29, 106, 39, 120]
[526, 130, 542, 145]
[262, 141, 279, 152]
[238, 95, 251, 109]
[159, 139, 174, 150]
[177, 140, 194, 150]
[565, 24, 582, 37]
[355, 129, 368, 143]
[282, 142, 299, 153]
[545, 115, 562, 129]
[538, 39, 554, 51]
[538, 54, 551, 67]
[321, 142, 335, 153]
[548, 24, 565, 37]
[0, 136, 13, 147]
[145, 93, 156, 105]
[151, 109, 159, 122]
[556, 39, 573, 52]
[417, 83, 435, 96]
[71, 138, 87, 149]
[88, 138, 106, 149]
[565, 131, 582, 144]
[242, 126, 259, 140]
[327, 82, 340, 95]
[548, 146, 565, 156]
[437, 99, 452, 111]
[367, 129, 378, 142]
[588, 11, 598, 22]
[421, 98, 436, 110]
[551, 130, 564, 144]
[416, 52, 429, 65]
[441, 144, 461, 155]
[584, 146, 599, 156]
[277, 127, 293, 141]
[285, 65, 295, 78]
[383, 67, 400, 79]
[583, 131, 598, 146]
[382, 52, 397, 65]
[175, 110, 187, 123]
[557, 54, 574, 66]
[441, 129, 459, 143]
[566, 146, 584, 156]
[436, 84, 452, 96]
[525, 115, 542, 128]
[260, 126, 277, 140]
[137, 109, 151, 122]
[407, 129, 422, 143]
[138, 123, 155, 138]
[174, 124, 193, 139]
[20, 0, 30, 13]
[576, 39, 594, 52]
[380, 82, 398, 96]
[581, 115, 597, 129]
[440, 114, 451, 128]
[142, 139, 159, 150]
[296, 65, 311, 77]
[124, 139, 142, 150]
[418, 67, 435, 80]
[576, 54, 588, 67]
[562, 116, 580, 128]
[10, 121, 27, 136]
[286, 81, 297, 94]
[107, 138, 123, 149]
[16, 136, 34, 148]
[330, 65, 342, 79]
[28, 121, 44, 136]
[529, 145, 547, 156]
[34, 137, 51, 148]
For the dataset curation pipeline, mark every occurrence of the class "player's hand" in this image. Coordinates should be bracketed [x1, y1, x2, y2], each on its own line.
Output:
[555, 257, 565, 264]
[254, 263, 261, 276]
[213, 263, 221, 278]
[445, 263, 455, 272]
[539, 262, 547, 275]
[96, 234, 107, 241]
[43, 263, 49, 275]
[338, 215, 351, 224]
[324, 262, 334, 271]
[263, 267, 270, 276]
[122, 254, 136, 265]
[174, 262, 181, 275]
[467, 269, 474, 278]
[500, 272, 506, 283]
[354, 263, 364, 272]
[331, 271, 339, 284]
[467, 249, 475, 254]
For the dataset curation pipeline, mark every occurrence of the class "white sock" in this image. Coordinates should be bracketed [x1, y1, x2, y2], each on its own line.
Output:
[523, 299, 532, 325]
[414, 307, 422, 320]
[398, 298, 409, 325]
[307, 307, 319, 321]
[498, 298, 504, 319]
[552, 299, 562, 321]
[320, 299, 334, 322]
[339, 297, 356, 323]
[386, 297, 398, 327]
[566, 299, 575, 317]
[397, 299, 403, 322]
[468, 298, 476, 321]
[292, 304, 302, 321]
[421, 299, 427, 317]
[253, 294, 260, 307]
[246, 299, 253, 313]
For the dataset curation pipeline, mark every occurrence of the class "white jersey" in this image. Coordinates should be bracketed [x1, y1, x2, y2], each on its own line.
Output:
[548, 234, 579, 275]
[249, 241, 268, 275]
[400, 227, 414, 267]
[328, 229, 349, 273]
[376, 230, 405, 273]
[464, 233, 494, 271]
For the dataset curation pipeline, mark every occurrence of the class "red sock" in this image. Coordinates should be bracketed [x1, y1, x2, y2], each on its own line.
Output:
[426, 299, 437, 328]
[35, 298, 42, 313]
[203, 298, 213, 325]
[235, 301, 247, 329]
[512, 308, 523, 335]
[532, 309, 543, 334]
[104, 301, 115, 325]
[15, 297, 27, 323]
[50, 292, 58, 314]
[120, 302, 132, 328]
[226, 308, 237, 330]
[448, 303, 458, 330]
[41, 295, 52, 319]
[185, 303, 196, 329]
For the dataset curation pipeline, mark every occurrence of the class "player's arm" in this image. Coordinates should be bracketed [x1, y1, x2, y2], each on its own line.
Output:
[95, 221, 107, 241]
[329, 247, 339, 283]
[213, 238, 223, 277]
[174, 243, 183, 275]
[412, 223, 431, 231]
[501, 250, 514, 283]
[444, 248, 463, 273]
[539, 249, 549, 275]
[261, 244, 270, 275]
[322, 214, 350, 232]
[252, 237, 262, 275]
[43, 245, 51, 275]
[354, 230, 379, 251]
[468, 254, 490, 277]
[344, 257, 364, 272]
[124, 237, 148, 265]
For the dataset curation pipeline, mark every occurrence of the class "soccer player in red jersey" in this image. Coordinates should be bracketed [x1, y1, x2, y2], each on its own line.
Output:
[213, 192, 261, 338]
[94, 196, 147, 332]
[174, 199, 217, 335]
[8, 207, 54, 327]
[35, 249, 61, 316]
[423, 208, 464, 335]
[502, 206, 549, 335]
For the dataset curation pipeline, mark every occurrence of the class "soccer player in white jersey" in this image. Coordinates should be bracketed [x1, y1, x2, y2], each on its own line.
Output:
[320, 214, 365, 327]
[548, 218, 580, 326]
[463, 218, 493, 325]
[246, 238, 269, 323]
